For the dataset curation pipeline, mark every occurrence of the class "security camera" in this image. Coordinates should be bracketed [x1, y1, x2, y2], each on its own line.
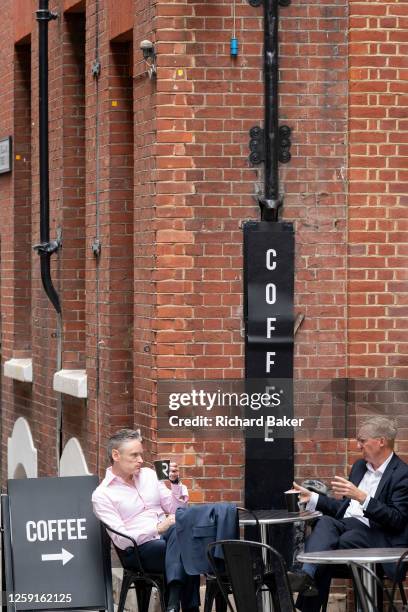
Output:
[140, 40, 155, 60]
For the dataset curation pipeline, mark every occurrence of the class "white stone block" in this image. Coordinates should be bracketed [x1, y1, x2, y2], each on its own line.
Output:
[4, 358, 33, 383]
[53, 369, 87, 398]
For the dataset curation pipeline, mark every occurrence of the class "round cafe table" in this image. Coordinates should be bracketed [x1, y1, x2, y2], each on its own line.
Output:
[297, 547, 407, 612]
[239, 508, 321, 547]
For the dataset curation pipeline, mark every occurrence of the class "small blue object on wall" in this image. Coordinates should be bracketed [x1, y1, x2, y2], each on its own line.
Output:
[230, 37, 238, 57]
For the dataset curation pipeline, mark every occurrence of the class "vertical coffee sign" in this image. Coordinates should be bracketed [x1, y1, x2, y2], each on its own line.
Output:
[244, 221, 295, 509]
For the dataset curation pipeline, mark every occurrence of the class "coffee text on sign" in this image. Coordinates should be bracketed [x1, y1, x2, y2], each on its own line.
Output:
[26, 518, 87, 541]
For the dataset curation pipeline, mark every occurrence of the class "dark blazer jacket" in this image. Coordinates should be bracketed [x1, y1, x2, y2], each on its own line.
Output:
[316, 453, 408, 547]
[175, 503, 238, 575]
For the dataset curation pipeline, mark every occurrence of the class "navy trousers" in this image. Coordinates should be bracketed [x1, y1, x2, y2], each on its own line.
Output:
[297, 516, 389, 612]
[123, 525, 200, 610]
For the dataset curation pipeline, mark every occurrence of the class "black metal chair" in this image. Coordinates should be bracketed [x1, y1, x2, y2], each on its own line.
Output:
[349, 561, 399, 612]
[389, 548, 408, 611]
[203, 507, 261, 612]
[207, 539, 297, 612]
[101, 521, 166, 612]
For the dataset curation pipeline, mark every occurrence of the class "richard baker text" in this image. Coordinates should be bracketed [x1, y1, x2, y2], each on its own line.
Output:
[168, 415, 304, 428]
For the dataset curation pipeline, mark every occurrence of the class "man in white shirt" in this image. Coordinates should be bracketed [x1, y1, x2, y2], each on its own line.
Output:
[290, 416, 408, 611]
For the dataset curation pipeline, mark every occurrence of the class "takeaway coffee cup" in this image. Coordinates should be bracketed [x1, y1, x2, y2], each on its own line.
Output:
[284, 489, 300, 512]
[154, 459, 171, 481]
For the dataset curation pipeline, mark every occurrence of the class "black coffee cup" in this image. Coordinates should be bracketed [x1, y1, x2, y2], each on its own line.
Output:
[285, 490, 300, 513]
[154, 459, 171, 480]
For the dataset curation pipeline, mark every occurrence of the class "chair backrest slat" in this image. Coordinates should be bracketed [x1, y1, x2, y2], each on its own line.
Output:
[223, 545, 261, 612]
[237, 506, 262, 543]
[208, 539, 296, 612]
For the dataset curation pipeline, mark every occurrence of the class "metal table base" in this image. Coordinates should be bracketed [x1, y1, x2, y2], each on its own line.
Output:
[298, 547, 407, 612]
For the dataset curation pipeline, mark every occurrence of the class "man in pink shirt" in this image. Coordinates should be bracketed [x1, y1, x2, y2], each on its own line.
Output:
[92, 429, 200, 612]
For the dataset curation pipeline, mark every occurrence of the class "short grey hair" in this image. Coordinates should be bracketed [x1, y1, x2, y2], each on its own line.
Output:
[358, 417, 398, 448]
[107, 428, 143, 464]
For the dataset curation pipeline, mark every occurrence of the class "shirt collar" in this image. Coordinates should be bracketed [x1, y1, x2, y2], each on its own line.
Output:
[102, 467, 117, 486]
[366, 451, 394, 474]
[102, 466, 137, 486]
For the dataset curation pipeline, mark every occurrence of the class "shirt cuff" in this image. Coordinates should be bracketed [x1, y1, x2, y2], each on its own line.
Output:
[361, 494, 371, 510]
[171, 482, 189, 500]
[306, 492, 319, 512]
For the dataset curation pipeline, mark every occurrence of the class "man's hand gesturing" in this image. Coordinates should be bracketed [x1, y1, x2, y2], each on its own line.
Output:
[331, 476, 367, 503]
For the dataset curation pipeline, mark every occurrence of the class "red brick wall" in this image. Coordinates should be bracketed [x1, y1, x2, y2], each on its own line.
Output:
[281, 0, 349, 381]
[153, 0, 350, 497]
[0, 0, 407, 503]
[13, 43, 32, 355]
[61, 11, 86, 370]
[0, 0, 33, 475]
[294, 0, 408, 484]
[132, 0, 157, 456]
[107, 40, 134, 430]
[348, 0, 408, 379]
[153, 0, 262, 502]
[280, 0, 349, 483]
[85, 0, 128, 472]
[13, 0, 35, 44]
[107, 0, 133, 41]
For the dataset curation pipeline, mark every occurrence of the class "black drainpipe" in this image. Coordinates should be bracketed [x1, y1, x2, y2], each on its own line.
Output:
[33, 0, 61, 313]
[249, 0, 292, 221]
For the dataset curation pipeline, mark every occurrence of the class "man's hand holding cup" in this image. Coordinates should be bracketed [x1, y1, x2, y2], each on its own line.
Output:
[154, 459, 180, 484]
[292, 481, 312, 505]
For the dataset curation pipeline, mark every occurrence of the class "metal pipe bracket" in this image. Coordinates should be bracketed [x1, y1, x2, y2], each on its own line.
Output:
[35, 9, 58, 21]
[33, 239, 61, 255]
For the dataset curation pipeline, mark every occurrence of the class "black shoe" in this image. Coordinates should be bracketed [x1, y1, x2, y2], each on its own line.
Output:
[166, 607, 180, 612]
[288, 571, 318, 597]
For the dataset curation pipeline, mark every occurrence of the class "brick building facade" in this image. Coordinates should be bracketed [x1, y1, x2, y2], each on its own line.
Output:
[0, 0, 407, 511]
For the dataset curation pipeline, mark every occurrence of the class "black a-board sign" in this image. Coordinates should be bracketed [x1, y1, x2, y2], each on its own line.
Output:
[243, 221, 295, 510]
[1, 476, 113, 612]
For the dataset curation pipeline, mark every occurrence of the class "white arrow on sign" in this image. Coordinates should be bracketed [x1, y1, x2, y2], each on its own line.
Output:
[41, 548, 74, 566]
